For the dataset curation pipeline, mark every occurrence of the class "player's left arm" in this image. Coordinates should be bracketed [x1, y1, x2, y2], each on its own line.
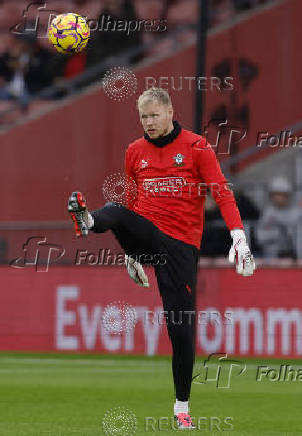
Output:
[193, 140, 256, 276]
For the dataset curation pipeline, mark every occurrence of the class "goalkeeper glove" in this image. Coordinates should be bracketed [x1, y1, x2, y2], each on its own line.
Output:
[125, 255, 149, 288]
[228, 229, 256, 277]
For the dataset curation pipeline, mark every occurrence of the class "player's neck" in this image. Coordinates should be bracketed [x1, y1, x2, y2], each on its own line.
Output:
[144, 120, 182, 148]
[163, 122, 175, 136]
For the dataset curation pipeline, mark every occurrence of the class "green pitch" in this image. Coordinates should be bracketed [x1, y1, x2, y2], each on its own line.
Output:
[0, 353, 301, 436]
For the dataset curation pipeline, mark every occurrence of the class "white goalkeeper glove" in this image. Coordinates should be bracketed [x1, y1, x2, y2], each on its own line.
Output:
[228, 229, 256, 277]
[125, 255, 150, 288]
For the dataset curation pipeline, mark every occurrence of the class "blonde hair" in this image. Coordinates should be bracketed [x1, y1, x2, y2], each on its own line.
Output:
[137, 87, 172, 108]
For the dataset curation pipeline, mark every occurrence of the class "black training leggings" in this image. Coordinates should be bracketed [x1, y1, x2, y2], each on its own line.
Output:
[91, 202, 198, 401]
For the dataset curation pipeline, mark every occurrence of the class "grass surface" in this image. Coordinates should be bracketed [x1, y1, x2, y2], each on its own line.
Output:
[0, 353, 302, 435]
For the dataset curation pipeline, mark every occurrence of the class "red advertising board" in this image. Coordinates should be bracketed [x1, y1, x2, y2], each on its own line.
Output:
[0, 266, 301, 358]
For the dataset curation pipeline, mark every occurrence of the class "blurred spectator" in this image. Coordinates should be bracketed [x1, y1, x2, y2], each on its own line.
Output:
[232, 0, 270, 12]
[201, 190, 259, 256]
[88, 0, 142, 68]
[235, 190, 260, 221]
[209, 0, 272, 28]
[43, 52, 88, 100]
[0, 238, 7, 264]
[232, 0, 254, 11]
[63, 52, 87, 79]
[201, 194, 230, 256]
[256, 176, 301, 259]
[209, 0, 233, 27]
[0, 34, 54, 111]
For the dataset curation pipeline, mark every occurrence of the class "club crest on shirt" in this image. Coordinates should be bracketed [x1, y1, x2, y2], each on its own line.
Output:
[141, 159, 148, 168]
[173, 153, 185, 167]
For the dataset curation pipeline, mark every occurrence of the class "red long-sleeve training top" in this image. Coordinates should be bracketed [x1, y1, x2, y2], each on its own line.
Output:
[125, 127, 243, 249]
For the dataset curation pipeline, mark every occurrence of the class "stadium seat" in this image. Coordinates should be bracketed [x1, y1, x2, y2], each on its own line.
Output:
[0, 3, 22, 30]
[71, 0, 104, 21]
[0, 34, 13, 55]
[134, 0, 165, 20]
[28, 100, 52, 115]
[144, 35, 176, 59]
[166, 0, 198, 26]
[209, 0, 233, 27]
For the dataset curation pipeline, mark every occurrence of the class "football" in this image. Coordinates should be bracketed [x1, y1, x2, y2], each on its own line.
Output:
[48, 13, 90, 54]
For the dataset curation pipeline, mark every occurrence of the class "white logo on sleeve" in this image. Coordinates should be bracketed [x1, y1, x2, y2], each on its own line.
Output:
[141, 159, 148, 168]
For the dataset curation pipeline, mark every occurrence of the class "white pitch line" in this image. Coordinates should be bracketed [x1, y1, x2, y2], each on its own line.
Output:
[0, 367, 158, 374]
[0, 357, 170, 367]
[1, 358, 302, 371]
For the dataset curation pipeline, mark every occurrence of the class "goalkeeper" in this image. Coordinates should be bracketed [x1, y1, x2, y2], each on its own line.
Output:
[68, 87, 255, 430]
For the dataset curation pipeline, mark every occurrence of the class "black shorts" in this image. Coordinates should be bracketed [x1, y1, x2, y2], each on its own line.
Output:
[91, 202, 199, 311]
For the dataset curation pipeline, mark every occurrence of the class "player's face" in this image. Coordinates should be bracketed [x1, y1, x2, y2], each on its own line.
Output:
[138, 99, 173, 138]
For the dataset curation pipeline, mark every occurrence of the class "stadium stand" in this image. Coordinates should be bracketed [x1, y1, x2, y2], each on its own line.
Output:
[2, 0, 296, 263]
[0, 0, 278, 125]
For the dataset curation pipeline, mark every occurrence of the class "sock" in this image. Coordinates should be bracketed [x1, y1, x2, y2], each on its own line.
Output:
[174, 399, 189, 416]
[87, 212, 94, 229]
